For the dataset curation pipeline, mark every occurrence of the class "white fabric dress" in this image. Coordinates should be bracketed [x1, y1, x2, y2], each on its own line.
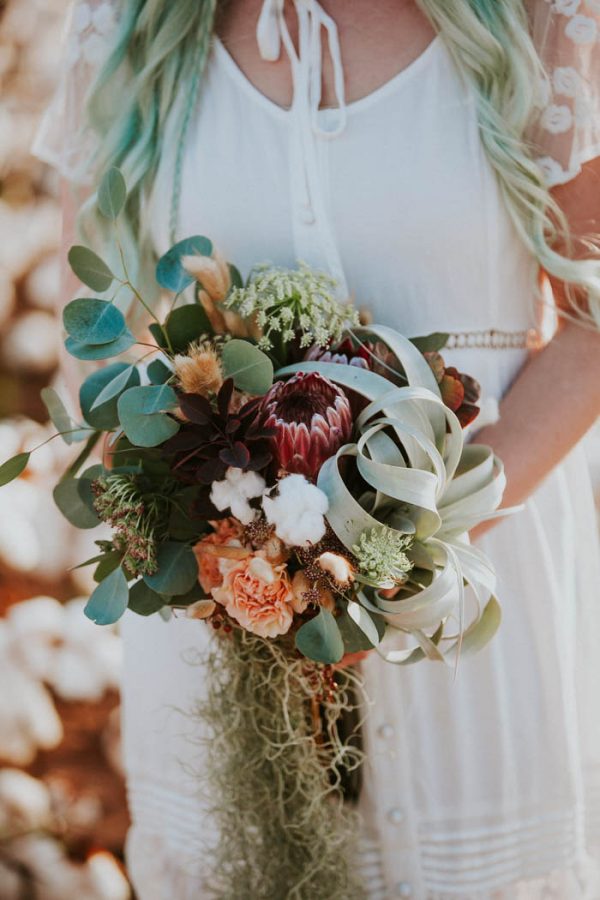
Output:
[34, 2, 600, 898]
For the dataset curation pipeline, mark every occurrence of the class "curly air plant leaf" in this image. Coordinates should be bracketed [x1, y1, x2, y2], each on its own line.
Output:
[278, 325, 509, 666]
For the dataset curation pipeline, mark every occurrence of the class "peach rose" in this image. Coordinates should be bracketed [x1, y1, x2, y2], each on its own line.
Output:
[194, 519, 244, 593]
[212, 556, 295, 639]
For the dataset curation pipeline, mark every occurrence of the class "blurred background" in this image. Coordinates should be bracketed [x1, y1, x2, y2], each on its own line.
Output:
[0, 1, 598, 899]
[0, 0, 130, 897]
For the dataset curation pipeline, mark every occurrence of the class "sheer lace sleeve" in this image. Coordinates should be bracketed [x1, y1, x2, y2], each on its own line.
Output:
[527, 0, 600, 187]
[31, 0, 118, 184]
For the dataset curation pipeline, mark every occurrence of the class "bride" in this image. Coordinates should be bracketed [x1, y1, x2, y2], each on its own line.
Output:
[35, 1, 600, 897]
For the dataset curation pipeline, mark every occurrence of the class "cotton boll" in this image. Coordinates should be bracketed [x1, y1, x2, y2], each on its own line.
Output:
[85, 851, 132, 900]
[262, 474, 329, 546]
[0, 661, 62, 764]
[0, 770, 52, 833]
[7, 596, 64, 639]
[2, 310, 60, 373]
[23, 253, 60, 310]
[210, 467, 266, 525]
[46, 647, 107, 702]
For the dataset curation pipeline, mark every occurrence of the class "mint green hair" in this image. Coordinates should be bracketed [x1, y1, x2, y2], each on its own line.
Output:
[80, 0, 600, 326]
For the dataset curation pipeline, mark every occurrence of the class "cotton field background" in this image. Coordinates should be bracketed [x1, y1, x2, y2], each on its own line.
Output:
[0, 1, 130, 897]
[0, 2, 599, 900]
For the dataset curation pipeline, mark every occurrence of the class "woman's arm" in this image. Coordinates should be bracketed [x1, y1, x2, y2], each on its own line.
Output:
[471, 156, 600, 539]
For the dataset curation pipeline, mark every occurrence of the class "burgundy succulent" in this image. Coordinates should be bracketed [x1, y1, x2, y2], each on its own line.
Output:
[163, 378, 276, 485]
[261, 372, 353, 479]
[424, 352, 481, 427]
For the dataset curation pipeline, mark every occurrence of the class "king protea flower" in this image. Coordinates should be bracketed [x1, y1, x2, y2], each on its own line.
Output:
[261, 372, 352, 479]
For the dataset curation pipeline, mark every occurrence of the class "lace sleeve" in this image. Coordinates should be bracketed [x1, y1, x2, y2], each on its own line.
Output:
[31, 0, 118, 184]
[526, 0, 600, 188]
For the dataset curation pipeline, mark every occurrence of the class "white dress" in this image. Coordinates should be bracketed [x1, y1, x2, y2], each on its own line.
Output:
[34, 2, 600, 898]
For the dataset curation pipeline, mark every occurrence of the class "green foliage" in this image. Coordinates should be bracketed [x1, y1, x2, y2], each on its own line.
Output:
[93, 551, 123, 583]
[128, 579, 167, 616]
[410, 332, 450, 353]
[98, 167, 127, 220]
[68, 245, 114, 293]
[84, 566, 129, 625]
[80, 363, 140, 430]
[295, 608, 344, 664]
[147, 359, 172, 384]
[336, 602, 384, 654]
[155, 236, 213, 293]
[221, 339, 273, 395]
[117, 384, 179, 447]
[143, 541, 198, 596]
[63, 298, 126, 345]
[0, 452, 30, 486]
[65, 330, 135, 361]
[41, 388, 89, 444]
[163, 303, 212, 353]
[53, 478, 101, 529]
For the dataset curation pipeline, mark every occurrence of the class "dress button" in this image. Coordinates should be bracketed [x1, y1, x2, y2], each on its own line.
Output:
[377, 723, 394, 739]
[299, 208, 316, 225]
[387, 807, 405, 825]
[395, 881, 413, 897]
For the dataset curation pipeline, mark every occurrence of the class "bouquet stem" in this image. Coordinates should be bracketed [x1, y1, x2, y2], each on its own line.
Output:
[195, 628, 366, 899]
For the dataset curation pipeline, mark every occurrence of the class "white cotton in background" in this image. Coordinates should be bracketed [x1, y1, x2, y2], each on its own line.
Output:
[0, 769, 52, 833]
[1, 310, 60, 373]
[86, 851, 132, 900]
[0, 659, 63, 765]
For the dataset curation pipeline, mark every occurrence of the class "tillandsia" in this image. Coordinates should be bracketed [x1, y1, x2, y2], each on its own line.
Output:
[0, 167, 512, 898]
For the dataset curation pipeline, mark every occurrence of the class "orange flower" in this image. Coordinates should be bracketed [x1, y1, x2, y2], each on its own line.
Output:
[194, 519, 244, 593]
[212, 556, 295, 639]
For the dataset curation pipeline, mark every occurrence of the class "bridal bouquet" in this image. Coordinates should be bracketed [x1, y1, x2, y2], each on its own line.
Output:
[0, 169, 506, 898]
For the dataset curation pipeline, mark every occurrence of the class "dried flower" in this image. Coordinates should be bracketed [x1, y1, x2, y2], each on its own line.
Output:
[352, 526, 413, 588]
[261, 372, 352, 479]
[424, 352, 481, 427]
[291, 570, 334, 612]
[182, 253, 231, 302]
[317, 552, 355, 586]
[226, 263, 359, 352]
[186, 599, 217, 619]
[262, 474, 329, 547]
[174, 342, 224, 397]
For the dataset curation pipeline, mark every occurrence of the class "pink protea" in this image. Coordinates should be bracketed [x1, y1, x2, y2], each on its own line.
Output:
[261, 372, 352, 479]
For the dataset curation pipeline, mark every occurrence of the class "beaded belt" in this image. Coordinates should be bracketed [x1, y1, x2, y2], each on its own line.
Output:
[445, 328, 544, 350]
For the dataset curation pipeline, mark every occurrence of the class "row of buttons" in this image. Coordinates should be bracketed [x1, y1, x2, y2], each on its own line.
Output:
[378, 722, 413, 897]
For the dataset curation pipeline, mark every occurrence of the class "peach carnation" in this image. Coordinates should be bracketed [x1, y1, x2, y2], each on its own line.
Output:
[212, 556, 296, 639]
[194, 519, 244, 593]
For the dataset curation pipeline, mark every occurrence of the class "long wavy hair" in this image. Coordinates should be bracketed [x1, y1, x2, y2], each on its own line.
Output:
[78, 0, 600, 326]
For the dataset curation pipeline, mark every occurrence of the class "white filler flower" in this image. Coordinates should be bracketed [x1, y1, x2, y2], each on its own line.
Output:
[262, 474, 329, 547]
[210, 467, 266, 525]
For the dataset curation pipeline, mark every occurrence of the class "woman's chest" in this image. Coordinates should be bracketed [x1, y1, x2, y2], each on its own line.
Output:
[151, 40, 536, 335]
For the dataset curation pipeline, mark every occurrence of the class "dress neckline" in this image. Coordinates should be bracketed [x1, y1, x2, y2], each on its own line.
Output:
[212, 33, 443, 123]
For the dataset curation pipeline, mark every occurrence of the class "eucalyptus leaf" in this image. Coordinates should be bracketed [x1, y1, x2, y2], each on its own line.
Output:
[147, 359, 173, 384]
[143, 541, 198, 596]
[98, 167, 127, 220]
[89, 364, 138, 411]
[53, 478, 101, 529]
[84, 566, 129, 625]
[68, 245, 114, 293]
[65, 329, 135, 361]
[295, 608, 344, 664]
[93, 551, 123, 583]
[164, 303, 212, 353]
[155, 236, 213, 293]
[41, 388, 89, 444]
[117, 384, 179, 447]
[80, 363, 140, 430]
[78, 464, 104, 514]
[0, 452, 30, 486]
[128, 579, 168, 616]
[63, 298, 125, 345]
[221, 339, 273, 395]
